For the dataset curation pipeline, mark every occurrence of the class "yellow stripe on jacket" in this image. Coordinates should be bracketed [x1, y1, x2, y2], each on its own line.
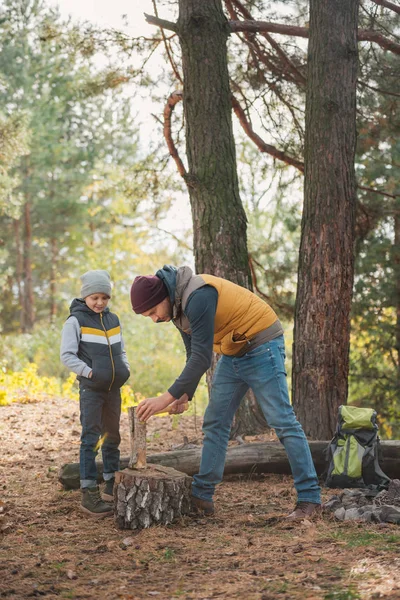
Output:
[200, 274, 278, 355]
[81, 325, 121, 345]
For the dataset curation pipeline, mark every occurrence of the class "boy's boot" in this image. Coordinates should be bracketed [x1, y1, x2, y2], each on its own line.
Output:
[81, 486, 113, 518]
[101, 477, 115, 502]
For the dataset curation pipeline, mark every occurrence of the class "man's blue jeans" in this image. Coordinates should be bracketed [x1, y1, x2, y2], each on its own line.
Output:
[192, 335, 321, 504]
[79, 384, 121, 488]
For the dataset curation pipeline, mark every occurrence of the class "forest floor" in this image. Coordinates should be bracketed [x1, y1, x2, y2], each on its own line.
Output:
[1, 397, 400, 600]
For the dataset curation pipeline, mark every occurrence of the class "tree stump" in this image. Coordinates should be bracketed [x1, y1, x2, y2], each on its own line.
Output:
[114, 406, 192, 530]
[115, 464, 192, 530]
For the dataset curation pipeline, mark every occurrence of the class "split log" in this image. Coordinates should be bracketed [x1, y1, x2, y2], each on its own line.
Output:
[58, 439, 400, 490]
[128, 405, 147, 470]
[114, 407, 192, 530]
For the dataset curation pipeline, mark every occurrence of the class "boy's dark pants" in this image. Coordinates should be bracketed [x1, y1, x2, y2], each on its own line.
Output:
[79, 383, 121, 487]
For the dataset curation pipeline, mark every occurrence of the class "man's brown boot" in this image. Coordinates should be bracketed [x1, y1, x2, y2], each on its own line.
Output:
[286, 502, 321, 521]
[190, 495, 215, 516]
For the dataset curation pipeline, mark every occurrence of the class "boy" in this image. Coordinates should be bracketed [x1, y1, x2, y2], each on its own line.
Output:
[60, 270, 130, 517]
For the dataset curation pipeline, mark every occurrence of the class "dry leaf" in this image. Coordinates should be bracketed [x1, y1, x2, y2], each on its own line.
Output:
[67, 569, 77, 580]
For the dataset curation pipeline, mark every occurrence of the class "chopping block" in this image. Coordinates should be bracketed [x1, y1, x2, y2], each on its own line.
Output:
[115, 406, 192, 530]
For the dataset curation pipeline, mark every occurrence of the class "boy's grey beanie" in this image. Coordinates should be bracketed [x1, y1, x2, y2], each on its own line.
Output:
[80, 270, 112, 298]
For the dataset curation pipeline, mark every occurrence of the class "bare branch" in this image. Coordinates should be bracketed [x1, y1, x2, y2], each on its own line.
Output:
[249, 254, 274, 303]
[151, 1, 182, 84]
[227, 0, 306, 86]
[230, 20, 309, 38]
[144, 13, 177, 33]
[249, 255, 293, 314]
[229, 20, 400, 55]
[154, 225, 193, 251]
[163, 91, 400, 200]
[358, 185, 399, 199]
[358, 80, 400, 98]
[358, 29, 400, 55]
[231, 95, 305, 172]
[163, 91, 187, 178]
[370, 0, 400, 15]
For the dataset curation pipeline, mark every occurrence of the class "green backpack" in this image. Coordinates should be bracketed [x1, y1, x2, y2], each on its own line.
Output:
[325, 405, 390, 489]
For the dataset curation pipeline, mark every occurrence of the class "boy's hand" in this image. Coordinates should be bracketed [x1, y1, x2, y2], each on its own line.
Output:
[136, 392, 173, 422]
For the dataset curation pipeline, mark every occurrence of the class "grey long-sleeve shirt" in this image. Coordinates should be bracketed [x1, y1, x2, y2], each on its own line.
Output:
[60, 316, 130, 377]
[168, 286, 218, 400]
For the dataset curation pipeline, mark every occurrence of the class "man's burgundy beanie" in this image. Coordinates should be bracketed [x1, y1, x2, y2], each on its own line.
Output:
[130, 275, 169, 314]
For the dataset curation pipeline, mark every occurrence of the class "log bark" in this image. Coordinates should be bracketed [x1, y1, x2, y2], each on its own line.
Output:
[58, 439, 400, 490]
[115, 465, 192, 530]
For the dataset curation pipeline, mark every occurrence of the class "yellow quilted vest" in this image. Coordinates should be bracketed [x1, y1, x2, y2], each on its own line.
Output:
[174, 272, 278, 356]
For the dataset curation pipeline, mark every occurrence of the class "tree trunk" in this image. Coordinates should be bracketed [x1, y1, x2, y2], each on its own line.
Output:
[23, 201, 34, 332]
[395, 213, 400, 387]
[14, 218, 25, 332]
[177, 0, 268, 436]
[293, 0, 358, 439]
[178, 0, 250, 285]
[50, 237, 57, 323]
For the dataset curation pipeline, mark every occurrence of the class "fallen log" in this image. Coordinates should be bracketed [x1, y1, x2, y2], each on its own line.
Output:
[58, 440, 400, 490]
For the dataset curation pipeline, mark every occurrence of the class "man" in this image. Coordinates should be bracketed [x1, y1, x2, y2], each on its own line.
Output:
[132, 265, 321, 519]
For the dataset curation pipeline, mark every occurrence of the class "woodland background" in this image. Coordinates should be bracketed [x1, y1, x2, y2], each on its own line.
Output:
[0, 0, 399, 438]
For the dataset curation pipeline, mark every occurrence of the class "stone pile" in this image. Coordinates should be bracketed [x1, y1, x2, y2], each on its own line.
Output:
[323, 478, 400, 524]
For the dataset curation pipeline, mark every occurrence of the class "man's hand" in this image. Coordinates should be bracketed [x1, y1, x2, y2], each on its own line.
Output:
[168, 395, 190, 415]
[136, 392, 174, 422]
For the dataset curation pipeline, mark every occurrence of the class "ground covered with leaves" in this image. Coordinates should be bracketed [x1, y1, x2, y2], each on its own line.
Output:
[1, 397, 400, 600]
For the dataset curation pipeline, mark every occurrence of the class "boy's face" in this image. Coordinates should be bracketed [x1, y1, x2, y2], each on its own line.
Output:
[141, 297, 172, 323]
[84, 293, 110, 313]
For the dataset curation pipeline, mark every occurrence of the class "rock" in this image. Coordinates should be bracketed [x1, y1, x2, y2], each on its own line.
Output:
[379, 505, 400, 524]
[334, 507, 346, 521]
[322, 495, 341, 511]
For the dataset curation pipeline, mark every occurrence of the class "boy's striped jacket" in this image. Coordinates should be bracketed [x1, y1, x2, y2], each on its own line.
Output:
[60, 298, 130, 391]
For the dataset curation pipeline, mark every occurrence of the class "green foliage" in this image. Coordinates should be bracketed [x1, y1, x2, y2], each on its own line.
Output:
[0, 111, 30, 215]
[349, 20, 400, 434]
[238, 139, 302, 319]
[0, 0, 185, 334]
[321, 528, 400, 550]
[1, 321, 66, 377]
[1, 0, 399, 429]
